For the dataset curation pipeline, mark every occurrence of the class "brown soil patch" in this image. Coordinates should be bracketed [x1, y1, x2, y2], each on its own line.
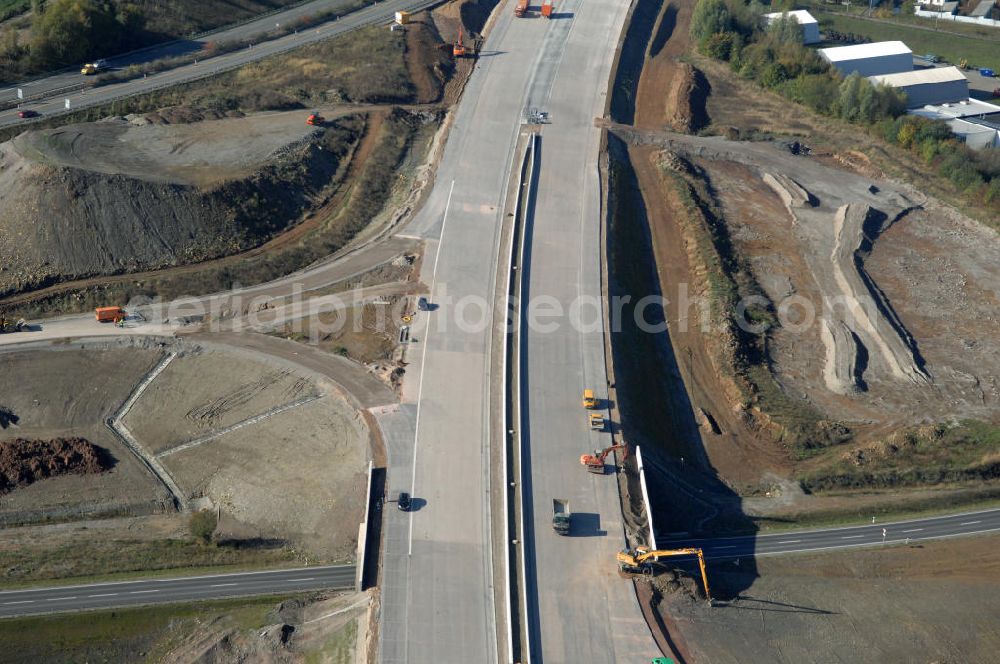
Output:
[624, 0, 779, 486]
[630, 146, 791, 489]
[664, 535, 1000, 663]
[633, 1, 704, 132]
[404, 17, 454, 104]
[0, 438, 111, 495]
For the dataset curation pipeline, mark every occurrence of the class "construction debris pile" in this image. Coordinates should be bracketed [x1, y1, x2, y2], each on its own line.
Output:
[0, 437, 112, 495]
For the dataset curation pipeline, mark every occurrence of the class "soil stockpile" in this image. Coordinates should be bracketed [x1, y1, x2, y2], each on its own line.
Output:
[0, 437, 111, 494]
[0, 112, 360, 298]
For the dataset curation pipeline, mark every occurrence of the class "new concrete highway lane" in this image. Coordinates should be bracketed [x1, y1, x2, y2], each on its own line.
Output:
[374, 6, 550, 662]
[517, 0, 662, 660]
[664, 508, 1000, 560]
[0, 565, 354, 618]
[0, 0, 438, 128]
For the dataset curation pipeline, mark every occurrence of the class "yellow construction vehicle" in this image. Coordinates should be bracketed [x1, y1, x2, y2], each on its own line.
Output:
[959, 58, 969, 70]
[617, 546, 712, 602]
[0, 316, 26, 333]
[582, 388, 597, 409]
[588, 412, 605, 430]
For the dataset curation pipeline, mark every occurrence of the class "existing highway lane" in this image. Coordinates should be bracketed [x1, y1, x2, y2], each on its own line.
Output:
[0, 0, 440, 129]
[0, 565, 354, 618]
[664, 508, 1000, 560]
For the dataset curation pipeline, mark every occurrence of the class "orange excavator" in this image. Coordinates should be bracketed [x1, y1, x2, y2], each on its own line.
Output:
[580, 442, 627, 474]
[453, 28, 467, 57]
[306, 112, 325, 126]
[617, 546, 712, 602]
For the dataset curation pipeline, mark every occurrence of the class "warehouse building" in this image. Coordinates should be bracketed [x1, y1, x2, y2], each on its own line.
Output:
[868, 66, 969, 108]
[911, 98, 1000, 149]
[819, 41, 913, 77]
[764, 10, 820, 44]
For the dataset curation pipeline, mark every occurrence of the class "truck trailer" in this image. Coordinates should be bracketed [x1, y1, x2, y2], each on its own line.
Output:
[95, 306, 125, 323]
[552, 498, 571, 535]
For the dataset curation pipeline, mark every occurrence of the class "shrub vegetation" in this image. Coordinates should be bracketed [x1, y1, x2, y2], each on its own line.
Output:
[690, 0, 1000, 213]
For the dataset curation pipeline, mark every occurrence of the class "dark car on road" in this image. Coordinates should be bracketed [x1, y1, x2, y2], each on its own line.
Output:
[397, 491, 411, 511]
[17, 110, 39, 119]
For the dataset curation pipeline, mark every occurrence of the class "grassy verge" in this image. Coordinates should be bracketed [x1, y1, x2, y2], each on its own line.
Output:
[306, 619, 358, 664]
[0, 595, 292, 663]
[0, 22, 424, 143]
[0, 0, 28, 22]
[800, 420, 1000, 492]
[0, 537, 301, 588]
[815, 11, 1000, 71]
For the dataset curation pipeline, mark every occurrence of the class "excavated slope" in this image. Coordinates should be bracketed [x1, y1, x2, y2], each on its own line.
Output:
[0, 113, 355, 298]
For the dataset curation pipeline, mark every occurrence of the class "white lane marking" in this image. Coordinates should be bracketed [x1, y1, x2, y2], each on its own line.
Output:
[46, 597, 76, 601]
[778, 540, 801, 544]
[129, 590, 160, 594]
[715, 545, 736, 550]
[902, 528, 923, 533]
[3, 600, 33, 605]
[88, 593, 118, 598]
[210, 583, 238, 588]
[841, 535, 864, 539]
[287, 578, 315, 582]
[961, 521, 982, 525]
[683, 508, 1000, 542]
[409, 179, 456, 557]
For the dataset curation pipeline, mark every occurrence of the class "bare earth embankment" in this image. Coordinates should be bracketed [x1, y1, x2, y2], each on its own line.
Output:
[605, 0, 1000, 660]
[661, 534, 1000, 664]
[611, 0, 1000, 524]
[0, 338, 370, 586]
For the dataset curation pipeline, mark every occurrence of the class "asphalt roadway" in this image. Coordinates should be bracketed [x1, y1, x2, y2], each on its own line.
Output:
[664, 507, 1000, 560]
[0, 0, 361, 107]
[0, 0, 439, 128]
[0, 565, 354, 618]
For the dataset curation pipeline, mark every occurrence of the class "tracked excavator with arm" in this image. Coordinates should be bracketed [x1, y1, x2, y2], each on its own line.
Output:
[617, 546, 712, 603]
[580, 442, 626, 474]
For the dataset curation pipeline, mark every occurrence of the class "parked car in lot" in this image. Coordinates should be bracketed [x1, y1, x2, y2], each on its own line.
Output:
[397, 491, 411, 511]
[17, 109, 39, 119]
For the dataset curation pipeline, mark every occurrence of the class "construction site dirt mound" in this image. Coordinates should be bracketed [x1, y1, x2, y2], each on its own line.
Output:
[0, 112, 362, 299]
[0, 437, 112, 495]
[664, 62, 710, 133]
[404, 15, 454, 104]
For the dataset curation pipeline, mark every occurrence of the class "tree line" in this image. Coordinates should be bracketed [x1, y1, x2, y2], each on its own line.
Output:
[690, 0, 1000, 211]
[1, 0, 146, 81]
